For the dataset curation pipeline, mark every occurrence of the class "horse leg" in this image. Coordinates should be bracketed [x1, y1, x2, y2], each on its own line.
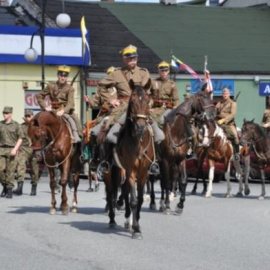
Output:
[224, 162, 232, 198]
[129, 177, 142, 240]
[160, 161, 171, 214]
[149, 174, 156, 210]
[243, 155, 251, 196]
[48, 168, 57, 215]
[71, 172, 80, 213]
[59, 162, 70, 215]
[175, 161, 187, 215]
[205, 161, 214, 198]
[259, 169, 266, 200]
[233, 159, 244, 197]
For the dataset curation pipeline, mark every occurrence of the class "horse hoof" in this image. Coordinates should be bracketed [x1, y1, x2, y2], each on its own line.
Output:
[71, 208, 78, 213]
[132, 232, 143, 240]
[191, 190, 197, 195]
[163, 208, 171, 215]
[124, 222, 131, 231]
[175, 206, 183, 215]
[205, 193, 211, 198]
[258, 196, 265, 200]
[62, 209, 70, 215]
[225, 193, 231, 198]
[159, 206, 165, 212]
[108, 222, 117, 229]
[244, 189, 250, 196]
[149, 203, 156, 211]
[235, 192, 243, 198]
[49, 208, 56, 215]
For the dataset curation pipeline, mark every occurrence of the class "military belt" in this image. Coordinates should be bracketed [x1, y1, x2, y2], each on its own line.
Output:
[0, 145, 14, 148]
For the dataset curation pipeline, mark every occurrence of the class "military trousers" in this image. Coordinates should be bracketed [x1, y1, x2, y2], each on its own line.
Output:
[17, 146, 39, 185]
[0, 148, 18, 189]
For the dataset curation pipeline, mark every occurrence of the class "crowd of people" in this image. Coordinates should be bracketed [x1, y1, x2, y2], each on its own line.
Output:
[0, 44, 269, 199]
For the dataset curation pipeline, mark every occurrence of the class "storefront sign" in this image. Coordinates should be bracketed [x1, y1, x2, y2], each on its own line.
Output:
[259, 82, 270, 96]
[24, 90, 50, 114]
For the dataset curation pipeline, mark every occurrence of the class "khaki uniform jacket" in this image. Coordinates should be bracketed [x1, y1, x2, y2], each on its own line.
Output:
[0, 120, 24, 146]
[36, 82, 75, 114]
[91, 86, 117, 109]
[98, 66, 150, 100]
[151, 78, 180, 108]
[98, 66, 150, 127]
[261, 109, 270, 127]
[216, 98, 237, 125]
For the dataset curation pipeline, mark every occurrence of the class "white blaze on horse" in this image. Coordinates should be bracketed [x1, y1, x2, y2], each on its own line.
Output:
[197, 120, 244, 198]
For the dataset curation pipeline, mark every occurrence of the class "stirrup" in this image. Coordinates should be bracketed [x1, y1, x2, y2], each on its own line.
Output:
[234, 153, 240, 161]
[97, 161, 110, 174]
[148, 162, 160, 175]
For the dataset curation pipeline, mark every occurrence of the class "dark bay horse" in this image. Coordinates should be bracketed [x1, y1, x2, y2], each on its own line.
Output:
[240, 119, 270, 199]
[103, 79, 154, 239]
[154, 92, 216, 214]
[193, 119, 245, 198]
[28, 111, 81, 214]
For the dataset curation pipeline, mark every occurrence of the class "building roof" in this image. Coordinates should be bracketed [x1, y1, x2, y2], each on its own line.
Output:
[3, 1, 270, 75]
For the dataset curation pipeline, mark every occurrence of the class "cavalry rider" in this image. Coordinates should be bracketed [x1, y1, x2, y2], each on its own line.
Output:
[261, 96, 270, 131]
[97, 44, 164, 174]
[84, 66, 117, 170]
[216, 87, 240, 160]
[36, 65, 83, 145]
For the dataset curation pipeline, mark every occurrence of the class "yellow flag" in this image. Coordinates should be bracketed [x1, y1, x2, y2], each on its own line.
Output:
[80, 16, 87, 56]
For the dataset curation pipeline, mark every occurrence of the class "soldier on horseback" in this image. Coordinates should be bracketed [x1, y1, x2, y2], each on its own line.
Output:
[216, 87, 240, 160]
[36, 65, 83, 145]
[93, 45, 164, 174]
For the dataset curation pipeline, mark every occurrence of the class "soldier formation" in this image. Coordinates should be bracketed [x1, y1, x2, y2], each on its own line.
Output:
[0, 44, 268, 199]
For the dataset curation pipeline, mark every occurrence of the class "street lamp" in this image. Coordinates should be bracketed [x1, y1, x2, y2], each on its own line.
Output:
[24, 0, 71, 90]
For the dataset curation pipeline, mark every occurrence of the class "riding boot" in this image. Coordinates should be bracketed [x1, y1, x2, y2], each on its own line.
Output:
[6, 188, 13, 199]
[13, 182, 23, 196]
[30, 184, 37, 196]
[234, 143, 240, 161]
[150, 120, 165, 143]
[148, 143, 160, 176]
[89, 135, 99, 170]
[0, 186, 7, 197]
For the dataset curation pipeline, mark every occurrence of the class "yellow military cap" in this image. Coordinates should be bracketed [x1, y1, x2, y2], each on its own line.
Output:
[3, 106, 13, 113]
[120, 45, 138, 58]
[183, 93, 191, 99]
[158, 61, 170, 71]
[106, 66, 115, 74]
[57, 65, 71, 76]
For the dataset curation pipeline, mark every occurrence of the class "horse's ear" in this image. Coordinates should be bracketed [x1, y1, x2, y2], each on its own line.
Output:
[129, 79, 136, 91]
[143, 79, 152, 91]
[243, 118, 246, 123]
[251, 118, 255, 123]
[33, 119, 39, 126]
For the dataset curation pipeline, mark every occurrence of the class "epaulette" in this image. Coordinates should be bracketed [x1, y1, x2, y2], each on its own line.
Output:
[139, 67, 148, 72]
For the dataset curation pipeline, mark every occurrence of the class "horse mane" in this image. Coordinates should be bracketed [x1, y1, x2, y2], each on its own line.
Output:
[245, 120, 265, 137]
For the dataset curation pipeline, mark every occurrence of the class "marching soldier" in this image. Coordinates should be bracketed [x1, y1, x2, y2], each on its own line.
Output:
[13, 110, 40, 196]
[0, 106, 24, 198]
[36, 65, 83, 144]
[216, 87, 240, 160]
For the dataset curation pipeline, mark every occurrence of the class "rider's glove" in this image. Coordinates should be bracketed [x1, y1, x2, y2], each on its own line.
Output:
[217, 118, 225, 125]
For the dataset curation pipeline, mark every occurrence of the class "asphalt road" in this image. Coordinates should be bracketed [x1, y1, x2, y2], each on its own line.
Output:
[1, 177, 270, 270]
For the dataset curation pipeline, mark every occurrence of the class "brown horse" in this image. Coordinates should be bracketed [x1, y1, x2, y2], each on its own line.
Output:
[28, 111, 81, 214]
[154, 92, 216, 214]
[194, 119, 245, 198]
[240, 119, 270, 199]
[103, 79, 154, 239]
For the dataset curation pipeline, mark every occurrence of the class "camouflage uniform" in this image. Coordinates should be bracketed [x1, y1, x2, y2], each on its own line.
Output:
[150, 78, 180, 126]
[98, 66, 150, 129]
[0, 120, 24, 189]
[17, 122, 39, 186]
[36, 81, 83, 138]
[216, 98, 239, 145]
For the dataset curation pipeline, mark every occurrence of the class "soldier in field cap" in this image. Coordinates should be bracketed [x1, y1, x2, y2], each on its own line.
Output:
[36, 65, 83, 145]
[0, 106, 24, 198]
[13, 109, 40, 196]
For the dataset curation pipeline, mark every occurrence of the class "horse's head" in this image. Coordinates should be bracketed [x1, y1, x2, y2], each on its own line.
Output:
[177, 91, 216, 121]
[127, 79, 151, 138]
[240, 118, 261, 146]
[27, 116, 46, 150]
